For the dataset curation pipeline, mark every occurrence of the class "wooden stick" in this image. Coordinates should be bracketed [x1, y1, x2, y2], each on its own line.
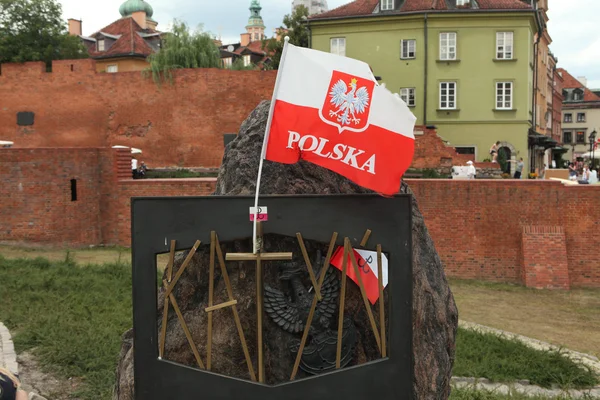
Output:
[214, 234, 256, 382]
[348, 244, 382, 352]
[164, 280, 205, 370]
[296, 232, 322, 300]
[159, 240, 177, 359]
[207, 232, 216, 370]
[225, 252, 293, 261]
[164, 240, 201, 297]
[204, 299, 238, 312]
[377, 244, 387, 358]
[256, 222, 265, 383]
[360, 229, 372, 247]
[291, 232, 338, 381]
[336, 239, 349, 369]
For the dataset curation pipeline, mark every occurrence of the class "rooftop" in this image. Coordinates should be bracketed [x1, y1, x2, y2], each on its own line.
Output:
[310, 0, 532, 20]
[84, 17, 159, 60]
[558, 68, 600, 103]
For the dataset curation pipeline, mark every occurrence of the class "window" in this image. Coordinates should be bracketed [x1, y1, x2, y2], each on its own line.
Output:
[401, 39, 416, 59]
[400, 88, 415, 107]
[107, 64, 118, 73]
[440, 33, 457, 60]
[70, 179, 77, 202]
[577, 113, 586, 122]
[330, 38, 346, 56]
[496, 32, 513, 59]
[439, 82, 457, 109]
[563, 131, 572, 144]
[222, 57, 232, 68]
[564, 113, 572, 123]
[381, 0, 394, 10]
[97, 39, 105, 52]
[573, 89, 583, 101]
[243, 55, 251, 66]
[456, 0, 469, 5]
[576, 131, 586, 144]
[496, 82, 513, 109]
[455, 147, 475, 155]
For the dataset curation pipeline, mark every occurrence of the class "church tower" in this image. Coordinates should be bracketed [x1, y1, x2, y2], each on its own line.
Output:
[245, 0, 266, 42]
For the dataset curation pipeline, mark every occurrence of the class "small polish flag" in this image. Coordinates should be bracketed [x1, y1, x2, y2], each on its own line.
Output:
[263, 42, 417, 195]
[330, 246, 388, 305]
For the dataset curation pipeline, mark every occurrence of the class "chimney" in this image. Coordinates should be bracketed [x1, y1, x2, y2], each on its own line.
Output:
[68, 18, 82, 36]
[241, 33, 251, 47]
[577, 76, 588, 87]
[131, 11, 147, 29]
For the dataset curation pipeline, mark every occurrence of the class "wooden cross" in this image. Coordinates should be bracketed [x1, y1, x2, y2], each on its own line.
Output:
[225, 222, 293, 383]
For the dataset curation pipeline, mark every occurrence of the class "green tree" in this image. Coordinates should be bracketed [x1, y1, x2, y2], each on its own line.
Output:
[0, 0, 87, 69]
[262, 5, 309, 70]
[230, 58, 256, 71]
[146, 20, 222, 85]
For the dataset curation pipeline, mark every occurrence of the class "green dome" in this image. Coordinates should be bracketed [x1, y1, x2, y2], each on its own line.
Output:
[119, 0, 154, 18]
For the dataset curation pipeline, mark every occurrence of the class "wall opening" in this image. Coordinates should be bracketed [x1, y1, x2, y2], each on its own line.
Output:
[70, 179, 78, 201]
[70, 64, 74, 72]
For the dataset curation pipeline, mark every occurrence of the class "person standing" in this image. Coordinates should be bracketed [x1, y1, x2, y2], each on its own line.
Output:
[589, 168, 598, 184]
[466, 161, 476, 180]
[514, 158, 524, 179]
[489, 141, 500, 163]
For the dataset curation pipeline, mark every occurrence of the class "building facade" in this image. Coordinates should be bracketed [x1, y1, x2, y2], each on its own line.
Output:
[309, 0, 542, 173]
[559, 69, 600, 164]
[68, 0, 160, 73]
[293, 0, 329, 16]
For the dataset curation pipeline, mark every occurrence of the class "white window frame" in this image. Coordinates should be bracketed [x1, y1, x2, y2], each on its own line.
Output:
[330, 38, 346, 57]
[400, 88, 416, 107]
[381, 0, 394, 10]
[439, 32, 457, 60]
[107, 64, 118, 73]
[97, 39, 105, 52]
[222, 57, 232, 68]
[577, 112, 586, 122]
[496, 32, 513, 60]
[439, 82, 457, 110]
[401, 39, 416, 59]
[243, 55, 251, 66]
[496, 82, 513, 110]
[456, 0, 469, 5]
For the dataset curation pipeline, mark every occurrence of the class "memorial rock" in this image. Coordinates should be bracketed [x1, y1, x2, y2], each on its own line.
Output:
[114, 100, 458, 400]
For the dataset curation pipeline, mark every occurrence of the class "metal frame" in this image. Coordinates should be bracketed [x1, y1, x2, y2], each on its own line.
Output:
[131, 194, 413, 400]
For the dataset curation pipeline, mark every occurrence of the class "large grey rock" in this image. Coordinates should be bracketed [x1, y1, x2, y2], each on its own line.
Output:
[114, 100, 458, 400]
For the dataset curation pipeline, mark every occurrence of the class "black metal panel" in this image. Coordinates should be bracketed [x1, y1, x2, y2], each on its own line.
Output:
[16, 112, 34, 126]
[131, 194, 413, 400]
[223, 133, 237, 148]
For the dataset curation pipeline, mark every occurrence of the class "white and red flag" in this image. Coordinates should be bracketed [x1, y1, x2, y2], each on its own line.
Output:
[262, 42, 417, 195]
[330, 247, 389, 305]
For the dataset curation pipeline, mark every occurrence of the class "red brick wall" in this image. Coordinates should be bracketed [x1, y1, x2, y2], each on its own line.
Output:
[411, 126, 474, 170]
[0, 60, 276, 168]
[0, 148, 106, 245]
[407, 179, 600, 288]
[1, 148, 598, 288]
[521, 226, 569, 289]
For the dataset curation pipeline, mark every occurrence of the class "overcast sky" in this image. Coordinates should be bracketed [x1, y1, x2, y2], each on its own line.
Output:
[61, 0, 600, 88]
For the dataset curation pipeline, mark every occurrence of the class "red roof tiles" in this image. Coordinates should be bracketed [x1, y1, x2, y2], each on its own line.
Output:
[311, 0, 532, 20]
[86, 17, 158, 59]
[557, 68, 600, 102]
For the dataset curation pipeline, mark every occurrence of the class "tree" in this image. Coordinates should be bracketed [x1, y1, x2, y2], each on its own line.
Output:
[147, 20, 222, 85]
[0, 0, 87, 69]
[263, 5, 309, 70]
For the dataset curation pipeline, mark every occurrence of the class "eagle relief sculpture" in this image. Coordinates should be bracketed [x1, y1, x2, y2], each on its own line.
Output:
[264, 250, 358, 375]
[328, 77, 371, 127]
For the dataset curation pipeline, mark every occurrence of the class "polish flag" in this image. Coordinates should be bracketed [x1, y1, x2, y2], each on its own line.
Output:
[264, 42, 417, 195]
[330, 246, 389, 305]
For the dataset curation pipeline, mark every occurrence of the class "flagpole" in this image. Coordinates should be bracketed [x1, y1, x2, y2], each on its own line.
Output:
[252, 36, 291, 254]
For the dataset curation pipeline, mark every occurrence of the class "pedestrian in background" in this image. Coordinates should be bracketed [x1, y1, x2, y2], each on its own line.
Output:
[514, 158, 524, 179]
[467, 161, 476, 180]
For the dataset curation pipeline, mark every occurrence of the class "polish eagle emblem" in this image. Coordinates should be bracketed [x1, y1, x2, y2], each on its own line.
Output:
[320, 71, 375, 133]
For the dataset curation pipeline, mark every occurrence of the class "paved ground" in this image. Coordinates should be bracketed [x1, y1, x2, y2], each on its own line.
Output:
[0, 321, 18, 374]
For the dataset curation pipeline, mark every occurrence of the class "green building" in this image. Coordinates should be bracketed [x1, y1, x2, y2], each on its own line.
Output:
[309, 0, 542, 171]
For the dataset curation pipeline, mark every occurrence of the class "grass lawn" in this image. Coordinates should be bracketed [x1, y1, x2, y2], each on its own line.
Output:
[0, 255, 597, 399]
[449, 388, 592, 399]
[450, 278, 600, 358]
